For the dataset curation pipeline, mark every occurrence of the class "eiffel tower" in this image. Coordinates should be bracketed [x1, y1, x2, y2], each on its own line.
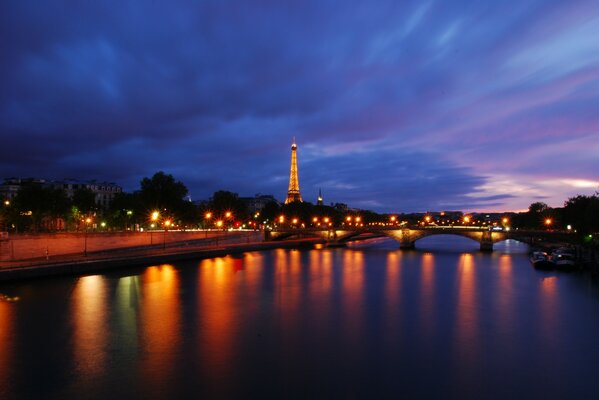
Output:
[285, 138, 303, 204]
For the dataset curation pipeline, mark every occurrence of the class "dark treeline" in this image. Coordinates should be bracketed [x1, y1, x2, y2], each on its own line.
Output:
[1, 172, 597, 247]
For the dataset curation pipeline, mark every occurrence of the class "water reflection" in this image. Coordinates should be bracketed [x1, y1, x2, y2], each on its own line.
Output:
[420, 253, 436, 338]
[453, 253, 479, 379]
[140, 264, 181, 396]
[342, 250, 365, 349]
[539, 275, 559, 347]
[0, 299, 13, 396]
[4, 240, 599, 399]
[71, 275, 108, 381]
[197, 257, 239, 390]
[496, 255, 514, 333]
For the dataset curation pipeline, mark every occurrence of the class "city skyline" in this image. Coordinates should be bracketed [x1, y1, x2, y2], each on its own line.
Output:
[2, 1, 599, 213]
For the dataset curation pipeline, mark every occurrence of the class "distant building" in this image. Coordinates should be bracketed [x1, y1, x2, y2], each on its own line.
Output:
[51, 179, 122, 209]
[0, 178, 46, 200]
[317, 188, 323, 206]
[1, 177, 122, 209]
[332, 202, 348, 212]
[241, 194, 281, 214]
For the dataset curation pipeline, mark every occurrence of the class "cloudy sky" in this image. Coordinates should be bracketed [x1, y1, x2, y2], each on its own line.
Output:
[2, 1, 598, 212]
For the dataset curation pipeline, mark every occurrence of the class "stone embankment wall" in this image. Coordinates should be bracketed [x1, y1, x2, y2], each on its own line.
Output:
[0, 230, 261, 262]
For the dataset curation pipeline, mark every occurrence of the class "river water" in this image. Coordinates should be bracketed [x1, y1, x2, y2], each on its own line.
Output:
[1, 236, 599, 399]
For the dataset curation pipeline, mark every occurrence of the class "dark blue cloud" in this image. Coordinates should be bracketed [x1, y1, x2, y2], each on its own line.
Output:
[1, 0, 598, 212]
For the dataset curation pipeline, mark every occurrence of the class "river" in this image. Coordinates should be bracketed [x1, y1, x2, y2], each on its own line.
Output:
[1, 236, 599, 399]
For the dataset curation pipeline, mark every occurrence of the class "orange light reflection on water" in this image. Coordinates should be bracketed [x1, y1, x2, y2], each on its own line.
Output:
[140, 264, 181, 395]
[539, 275, 558, 344]
[384, 251, 402, 342]
[420, 253, 436, 338]
[196, 257, 239, 388]
[454, 253, 479, 362]
[496, 255, 514, 332]
[342, 250, 365, 347]
[0, 298, 14, 394]
[72, 275, 108, 381]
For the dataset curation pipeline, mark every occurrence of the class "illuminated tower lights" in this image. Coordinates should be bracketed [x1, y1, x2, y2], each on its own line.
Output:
[285, 138, 303, 204]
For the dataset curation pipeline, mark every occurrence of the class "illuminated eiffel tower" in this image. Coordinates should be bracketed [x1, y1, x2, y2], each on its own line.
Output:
[285, 138, 303, 204]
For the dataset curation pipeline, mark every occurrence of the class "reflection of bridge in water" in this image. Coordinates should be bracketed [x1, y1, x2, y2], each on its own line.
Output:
[266, 226, 572, 252]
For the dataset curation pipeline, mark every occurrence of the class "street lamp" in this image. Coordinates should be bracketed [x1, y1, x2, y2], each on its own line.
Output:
[84, 217, 92, 256]
[163, 219, 171, 249]
[544, 218, 553, 229]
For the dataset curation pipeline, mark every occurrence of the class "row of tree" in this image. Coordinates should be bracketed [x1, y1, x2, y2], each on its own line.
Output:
[1, 171, 598, 242]
[512, 195, 599, 237]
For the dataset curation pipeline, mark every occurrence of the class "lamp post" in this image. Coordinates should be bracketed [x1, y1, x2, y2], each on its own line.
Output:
[163, 219, 171, 250]
[84, 217, 92, 256]
[205, 212, 212, 237]
[150, 211, 160, 245]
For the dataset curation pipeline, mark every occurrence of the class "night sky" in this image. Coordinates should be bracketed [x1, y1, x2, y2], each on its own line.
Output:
[2, 1, 598, 213]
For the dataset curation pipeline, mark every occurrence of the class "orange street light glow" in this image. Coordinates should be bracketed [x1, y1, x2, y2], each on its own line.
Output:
[545, 218, 552, 226]
[216, 220, 223, 227]
[205, 212, 212, 219]
[151, 211, 160, 221]
[225, 211, 232, 218]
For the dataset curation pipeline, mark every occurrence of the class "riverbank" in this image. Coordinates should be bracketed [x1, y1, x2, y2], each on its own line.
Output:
[0, 238, 322, 283]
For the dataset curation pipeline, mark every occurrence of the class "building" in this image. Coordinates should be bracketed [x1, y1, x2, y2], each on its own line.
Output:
[52, 179, 122, 209]
[241, 194, 281, 214]
[1, 177, 122, 209]
[285, 138, 303, 204]
[317, 188, 323, 206]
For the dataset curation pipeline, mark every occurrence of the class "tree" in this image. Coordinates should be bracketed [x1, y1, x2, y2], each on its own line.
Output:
[12, 183, 70, 231]
[563, 194, 599, 235]
[72, 187, 97, 214]
[139, 171, 189, 219]
[207, 191, 249, 227]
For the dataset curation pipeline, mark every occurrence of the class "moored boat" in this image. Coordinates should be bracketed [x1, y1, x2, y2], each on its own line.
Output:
[552, 248, 577, 271]
[530, 251, 555, 270]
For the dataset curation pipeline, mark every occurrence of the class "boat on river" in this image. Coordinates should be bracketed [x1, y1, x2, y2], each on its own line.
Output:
[530, 251, 555, 270]
[552, 248, 577, 271]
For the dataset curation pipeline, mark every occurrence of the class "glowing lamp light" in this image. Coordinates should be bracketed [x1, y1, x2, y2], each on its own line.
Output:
[390, 216, 397, 222]
[425, 216, 431, 223]
[463, 216, 470, 223]
[216, 220, 223, 228]
[356, 216, 361, 222]
[545, 218, 552, 226]
[346, 216, 352, 222]
[85, 217, 92, 224]
[323, 217, 330, 223]
[151, 211, 160, 221]
[225, 211, 232, 218]
[502, 217, 508, 224]
[279, 215, 285, 223]
[164, 220, 172, 227]
[313, 217, 318, 223]
[292, 218, 298, 224]
[205, 212, 212, 219]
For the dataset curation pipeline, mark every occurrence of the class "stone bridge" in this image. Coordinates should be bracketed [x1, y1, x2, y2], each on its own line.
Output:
[265, 227, 570, 252]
